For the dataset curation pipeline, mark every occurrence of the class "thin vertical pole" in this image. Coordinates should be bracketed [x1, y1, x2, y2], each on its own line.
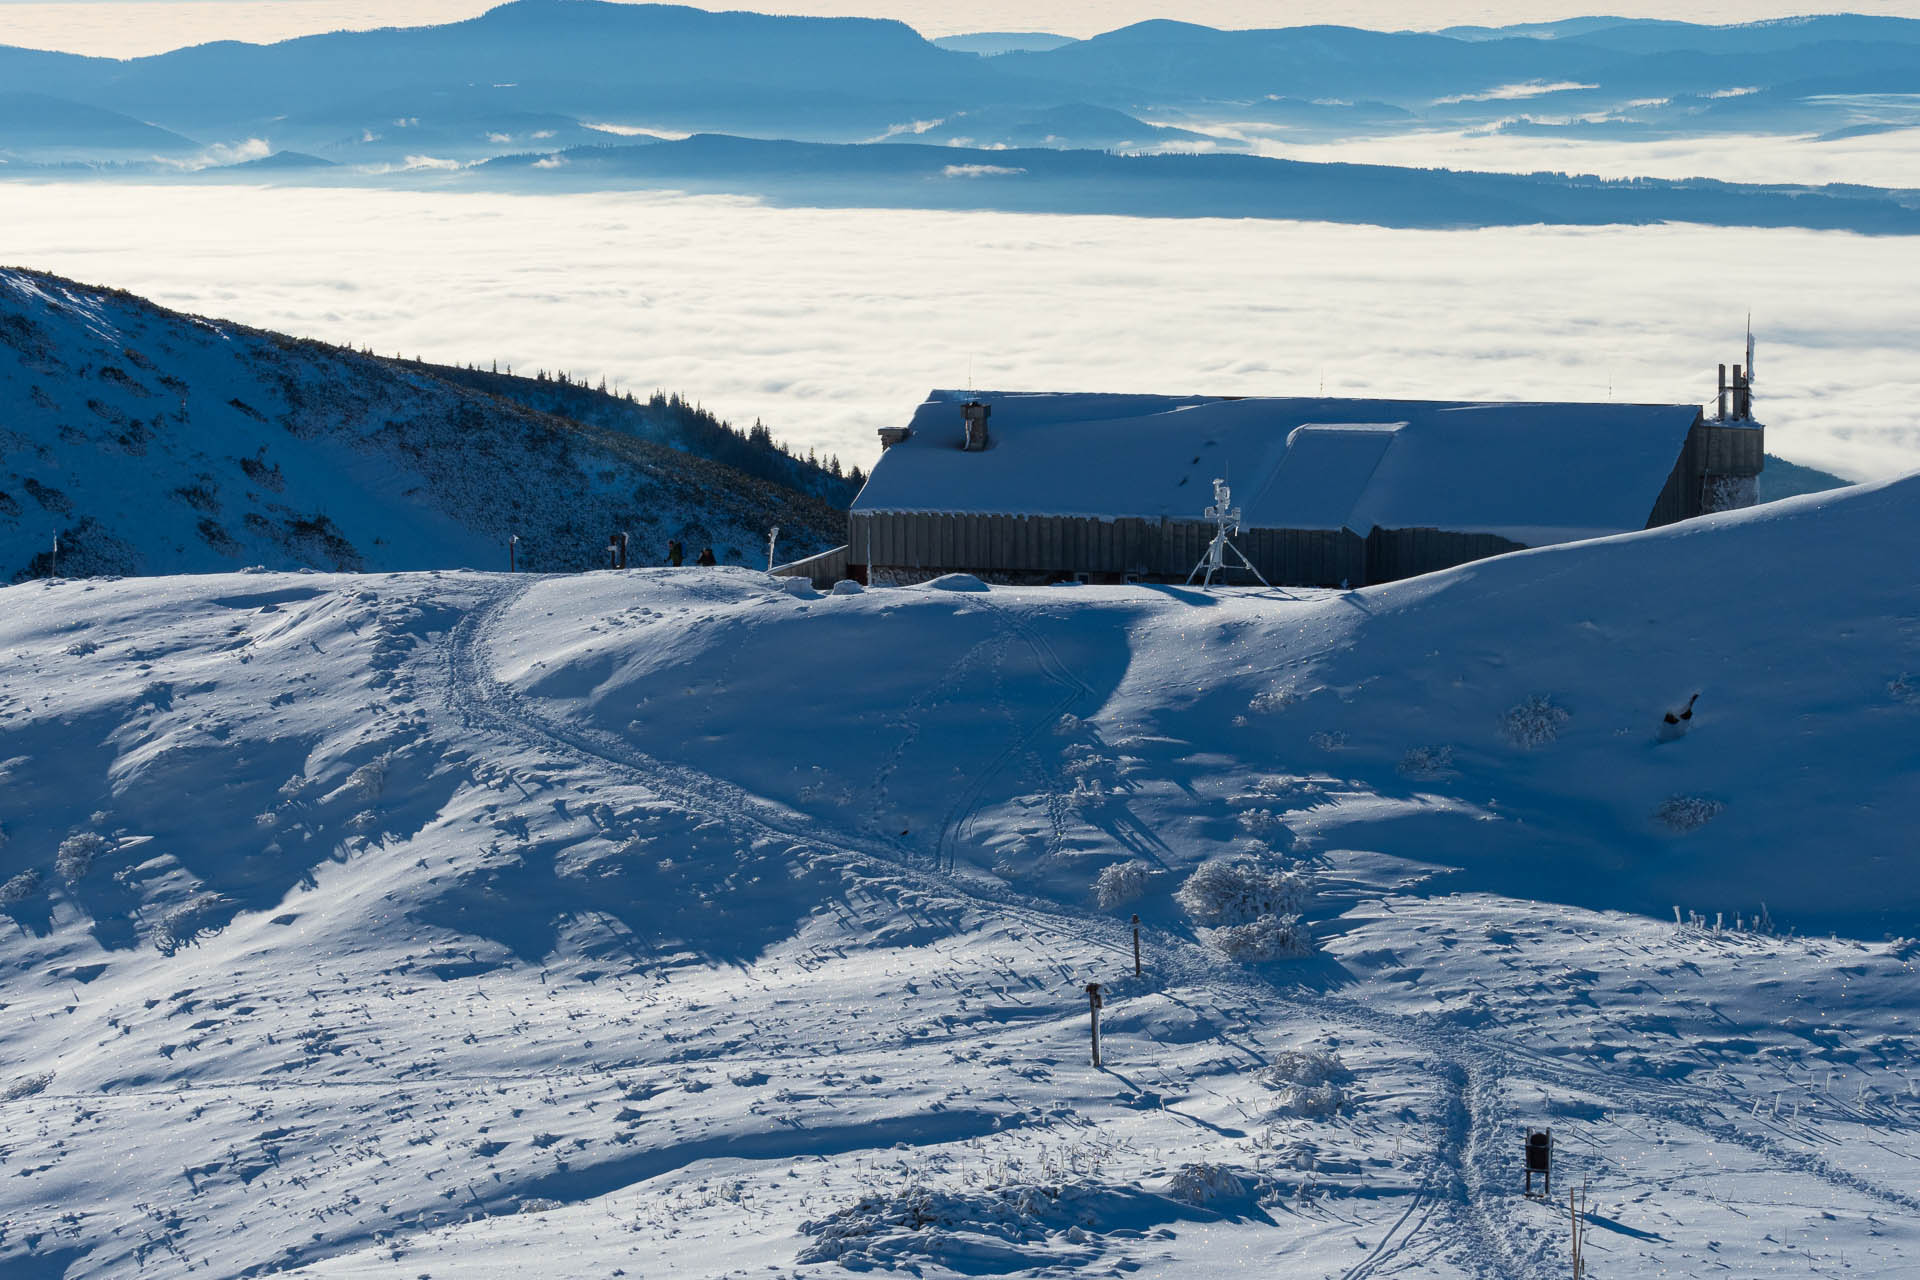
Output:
[1085, 983, 1103, 1067]
[1131, 914, 1141, 977]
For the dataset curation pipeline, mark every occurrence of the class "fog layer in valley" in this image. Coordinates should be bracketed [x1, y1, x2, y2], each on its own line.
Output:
[2, 182, 1911, 481]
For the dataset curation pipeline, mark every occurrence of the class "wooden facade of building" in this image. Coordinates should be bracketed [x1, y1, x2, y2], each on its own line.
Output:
[781, 392, 1765, 590]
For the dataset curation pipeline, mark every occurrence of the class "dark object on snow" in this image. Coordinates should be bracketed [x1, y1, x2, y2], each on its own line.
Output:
[1525, 1127, 1553, 1196]
[1663, 693, 1700, 726]
[1658, 692, 1700, 742]
[1132, 913, 1142, 977]
[667, 539, 684, 567]
[696, 546, 717, 566]
[1086, 982, 1105, 1068]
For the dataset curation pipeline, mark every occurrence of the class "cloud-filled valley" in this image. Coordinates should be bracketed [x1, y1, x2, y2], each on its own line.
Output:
[2, 182, 1913, 482]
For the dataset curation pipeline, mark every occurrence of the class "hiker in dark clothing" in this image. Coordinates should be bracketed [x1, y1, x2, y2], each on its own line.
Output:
[696, 547, 717, 567]
[667, 539, 684, 567]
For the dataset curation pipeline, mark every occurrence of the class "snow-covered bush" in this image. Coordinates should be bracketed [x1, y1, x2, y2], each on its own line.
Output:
[2, 1072, 52, 1101]
[1502, 694, 1570, 749]
[56, 831, 109, 882]
[1398, 746, 1455, 779]
[1093, 860, 1153, 910]
[1247, 689, 1294, 715]
[1309, 730, 1347, 752]
[1261, 1048, 1354, 1117]
[1166, 1163, 1246, 1205]
[1175, 859, 1310, 926]
[153, 893, 231, 955]
[1176, 859, 1314, 960]
[1210, 914, 1311, 961]
[1236, 808, 1288, 838]
[1654, 795, 1723, 833]
[0, 869, 40, 906]
[1890, 673, 1916, 703]
[798, 1183, 1080, 1267]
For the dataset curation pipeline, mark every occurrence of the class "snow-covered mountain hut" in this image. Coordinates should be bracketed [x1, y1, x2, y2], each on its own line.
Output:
[818, 391, 1762, 588]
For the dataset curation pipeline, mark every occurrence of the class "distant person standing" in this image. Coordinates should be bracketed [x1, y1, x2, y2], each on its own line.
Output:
[667, 539, 684, 567]
[696, 546, 717, 567]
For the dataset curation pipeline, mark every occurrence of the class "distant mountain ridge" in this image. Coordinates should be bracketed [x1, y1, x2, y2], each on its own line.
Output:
[475, 133, 1920, 234]
[3, 5, 1919, 167]
[0, 268, 845, 580]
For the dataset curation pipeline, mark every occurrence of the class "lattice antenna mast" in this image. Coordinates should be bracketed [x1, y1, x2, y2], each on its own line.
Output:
[1746, 315, 1756, 416]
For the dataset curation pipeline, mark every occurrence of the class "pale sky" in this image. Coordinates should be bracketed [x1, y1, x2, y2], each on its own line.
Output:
[4, 0, 1920, 56]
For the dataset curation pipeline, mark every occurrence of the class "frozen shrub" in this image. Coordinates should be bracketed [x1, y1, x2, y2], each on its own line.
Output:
[1211, 914, 1311, 961]
[1654, 795, 1724, 833]
[2, 1072, 52, 1101]
[1890, 674, 1916, 703]
[1166, 1163, 1246, 1205]
[1093, 860, 1153, 910]
[0, 869, 41, 906]
[56, 831, 109, 882]
[517, 1197, 563, 1214]
[1248, 690, 1294, 715]
[1262, 1048, 1355, 1116]
[153, 893, 231, 955]
[1177, 859, 1314, 960]
[1175, 859, 1310, 926]
[1236, 808, 1288, 838]
[1502, 694, 1570, 749]
[1398, 745, 1454, 779]
[1309, 730, 1347, 752]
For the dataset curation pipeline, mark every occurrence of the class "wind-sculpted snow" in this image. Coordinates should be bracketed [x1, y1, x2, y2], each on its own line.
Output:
[0, 268, 844, 581]
[0, 474, 1916, 1276]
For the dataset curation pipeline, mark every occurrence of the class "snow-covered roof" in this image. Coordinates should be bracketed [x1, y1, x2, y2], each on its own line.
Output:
[853, 391, 1706, 545]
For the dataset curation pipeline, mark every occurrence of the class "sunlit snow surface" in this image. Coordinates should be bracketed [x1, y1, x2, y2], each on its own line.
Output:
[1, 477, 1918, 1277]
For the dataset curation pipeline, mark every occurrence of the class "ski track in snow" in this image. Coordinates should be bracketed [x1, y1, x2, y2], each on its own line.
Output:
[445, 580, 1542, 1280]
[4, 472, 1919, 1279]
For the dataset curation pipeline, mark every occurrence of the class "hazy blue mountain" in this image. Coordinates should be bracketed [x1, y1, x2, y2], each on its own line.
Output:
[0, 91, 200, 159]
[883, 104, 1211, 151]
[476, 133, 1920, 234]
[934, 32, 1080, 55]
[225, 150, 335, 170]
[5, 6, 1920, 168]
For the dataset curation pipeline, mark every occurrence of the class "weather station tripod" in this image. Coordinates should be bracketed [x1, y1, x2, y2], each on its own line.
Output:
[1186, 478, 1274, 590]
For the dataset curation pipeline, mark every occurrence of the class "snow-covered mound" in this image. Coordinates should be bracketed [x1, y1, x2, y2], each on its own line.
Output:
[0, 268, 844, 581]
[0, 475, 1915, 1278]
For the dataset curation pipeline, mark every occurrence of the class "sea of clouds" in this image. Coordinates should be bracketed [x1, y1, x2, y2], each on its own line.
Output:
[8, 0, 1920, 56]
[2, 182, 1914, 480]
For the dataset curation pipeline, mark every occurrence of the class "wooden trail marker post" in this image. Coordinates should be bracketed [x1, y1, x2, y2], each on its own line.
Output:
[1086, 982, 1104, 1067]
[1131, 914, 1142, 977]
[508, 534, 519, 573]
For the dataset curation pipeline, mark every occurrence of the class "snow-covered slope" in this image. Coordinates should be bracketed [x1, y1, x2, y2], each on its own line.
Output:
[0, 268, 844, 580]
[0, 474, 1915, 1278]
